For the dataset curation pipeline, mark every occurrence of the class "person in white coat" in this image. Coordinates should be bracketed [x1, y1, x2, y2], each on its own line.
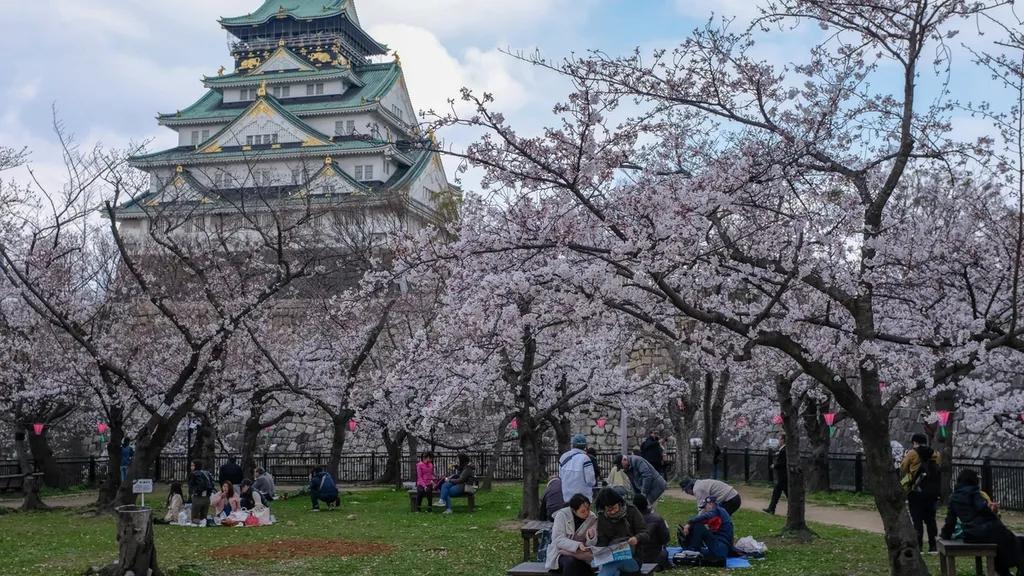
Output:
[559, 434, 597, 502]
[545, 493, 598, 575]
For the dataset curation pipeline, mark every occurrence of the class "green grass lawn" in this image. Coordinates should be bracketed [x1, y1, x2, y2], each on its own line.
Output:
[0, 484, 968, 576]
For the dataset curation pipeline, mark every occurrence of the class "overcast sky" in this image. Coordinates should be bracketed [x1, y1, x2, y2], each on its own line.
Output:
[0, 0, 1017, 190]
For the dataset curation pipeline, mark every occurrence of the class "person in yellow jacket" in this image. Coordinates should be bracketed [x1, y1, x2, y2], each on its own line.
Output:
[900, 433, 942, 553]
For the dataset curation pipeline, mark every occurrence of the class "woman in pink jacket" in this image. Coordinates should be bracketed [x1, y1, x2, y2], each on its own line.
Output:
[415, 452, 435, 511]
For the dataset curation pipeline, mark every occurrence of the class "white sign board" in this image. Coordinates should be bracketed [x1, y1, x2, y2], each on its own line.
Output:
[133, 479, 154, 494]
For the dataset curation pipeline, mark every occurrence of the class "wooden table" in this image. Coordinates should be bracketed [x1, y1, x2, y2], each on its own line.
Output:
[937, 539, 998, 576]
[519, 520, 553, 562]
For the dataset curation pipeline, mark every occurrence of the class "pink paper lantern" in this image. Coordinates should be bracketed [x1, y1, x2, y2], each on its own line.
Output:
[32, 423, 44, 436]
[936, 410, 951, 427]
[823, 413, 837, 426]
[596, 417, 608, 429]
[736, 416, 748, 429]
[772, 414, 784, 426]
[510, 418, 518, 431]
[97, 422, 109, 435]
[347, 420, 357, 432]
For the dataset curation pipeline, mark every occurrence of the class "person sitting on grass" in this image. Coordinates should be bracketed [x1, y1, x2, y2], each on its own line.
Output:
[545, 493, 598, 576]
[211, 481, 240, 516]
[239, 479, 264, 511]
[158, 482, 184, 525]
[253, 467, 276, 502]
[593, 487, 650, 576]
[679, 496, 734, 563]
[309, 466, 340, 512]
[941, 469, 1024, 576]
[415, 452, 435, 512]
[633, 493, 671, 569]
[436, 453, 476, 515]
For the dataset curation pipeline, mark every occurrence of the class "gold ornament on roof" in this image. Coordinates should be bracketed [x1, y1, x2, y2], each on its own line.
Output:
[324, 156, 333, 165]
[176, 165, 184, 173]
[257, 80, 268, 98]
[308, 51, 332, 64]
[279, 39, 287, 47]
[239, 57, 261, 71]
[394, 51, 402, 66]
[217, 65, 226, 76]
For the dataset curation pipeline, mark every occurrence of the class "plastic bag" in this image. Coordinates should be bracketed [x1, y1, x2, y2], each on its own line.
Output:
[734, 536, 767, 555]
[177, 510, 190, 526]
[254, 506, 272, 526]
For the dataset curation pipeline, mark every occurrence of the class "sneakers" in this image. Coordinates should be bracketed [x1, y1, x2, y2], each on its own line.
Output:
[762, 508, 775, 515]
[443, 509, 453, 515]
[927, 544, 937, 555]
[311, 508, 320, 512]
[434, 500, 445, 508]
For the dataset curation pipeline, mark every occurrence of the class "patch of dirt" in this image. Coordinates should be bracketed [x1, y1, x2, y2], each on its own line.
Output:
[211, 538, 395, 561]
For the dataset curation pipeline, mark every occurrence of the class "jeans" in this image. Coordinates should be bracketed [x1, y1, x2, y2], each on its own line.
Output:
[597, 558, 639, 576]
[907, 492, 938, 549]
[439, 481, 464, 510]
[120, 466, 129, 482]
[682, 522, 730, 560]
[311, 490, 340, 510]
[767, 481, 788, 512]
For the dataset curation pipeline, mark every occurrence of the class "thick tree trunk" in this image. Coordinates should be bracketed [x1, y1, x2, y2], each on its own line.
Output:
[518, 417, 545, 520]
[407, 435, 419, 485]
[239, 409, 262, 480]
[667, 396, 697, 483]
[96, 410, 125, 510]
[860, 414, 928, 576]
[934, 390, 956, 502]
[379, 429, 407, 487]
[802, 398, 832, 492]
[776, 377, 813, 540]
[14, 431, 47, 511]
[699, 371, 727, 477]
[188, 415, 217, 473]
[551, 413, 572, 455]
[94, 505, 162, 576]
[24, 425, 61, 489]
[327, 412, 353, 481]
[113, 404, 201, 509]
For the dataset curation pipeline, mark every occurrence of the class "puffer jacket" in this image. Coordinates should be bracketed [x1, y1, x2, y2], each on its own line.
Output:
[941, 484, 998, 541]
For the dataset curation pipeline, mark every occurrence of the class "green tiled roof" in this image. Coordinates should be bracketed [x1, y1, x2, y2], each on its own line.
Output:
[129, 138, 399, 168]
[203, 68, 362, 88]
[160, 62, 401, 125]
[220, 0, 353, 27]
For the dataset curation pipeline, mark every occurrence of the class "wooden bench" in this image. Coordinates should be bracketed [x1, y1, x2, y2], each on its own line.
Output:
[520, 520, 553, 561]
[937, 539, 998, 576]
[408, 489, 433, 513]
[0, 473, 41, 494]
[507, 561, 657, 575]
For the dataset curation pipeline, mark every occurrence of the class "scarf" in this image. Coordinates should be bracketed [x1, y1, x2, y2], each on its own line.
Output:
[604, 505, 628, 521]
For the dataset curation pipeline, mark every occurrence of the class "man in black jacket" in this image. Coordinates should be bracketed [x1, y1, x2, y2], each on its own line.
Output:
[901, 433, 942, 553]
[763, 434, 788, 515]
[218, 457, 244, 486]
[640, 431, 664, 476]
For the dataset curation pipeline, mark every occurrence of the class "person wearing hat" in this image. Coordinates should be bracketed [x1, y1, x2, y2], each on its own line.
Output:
[679, 495, 734, 561]
[901, 433, 942, 553]
[681, 477, 741, 515]
[593, 487, 650, 576]
[560, 434, 597, 502]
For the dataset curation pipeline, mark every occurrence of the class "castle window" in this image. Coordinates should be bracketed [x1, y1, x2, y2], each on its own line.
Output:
[392, 104, 403, 120]
[240, 88, 257, 100]
[191, 131, 200, 145]
[202, 129, 210, 141]
[272, 85, 291, 98]
[306, 83, 325, 96]
[354, 165, 374, 181]
[346, 120, 356, 135]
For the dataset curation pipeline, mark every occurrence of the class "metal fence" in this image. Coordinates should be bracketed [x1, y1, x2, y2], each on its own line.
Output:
[4, 449, 1024, 510]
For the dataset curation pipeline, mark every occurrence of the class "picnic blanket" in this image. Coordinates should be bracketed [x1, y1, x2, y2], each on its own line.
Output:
[667, 547, 755, 569]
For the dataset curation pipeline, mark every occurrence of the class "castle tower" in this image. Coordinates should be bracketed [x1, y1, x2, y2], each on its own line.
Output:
[120, 0, 453, 239]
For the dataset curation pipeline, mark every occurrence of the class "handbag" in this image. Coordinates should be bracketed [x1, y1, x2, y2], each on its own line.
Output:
[244, 512, 261, 527]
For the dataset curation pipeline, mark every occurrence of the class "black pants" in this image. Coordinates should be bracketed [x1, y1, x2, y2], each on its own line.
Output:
[722, 494, 741, 516]
[558, 554, 592, 576]
[907, 492, 938, 550]
[966, 524, 1024, 576]
[416, 485, 433, 509]
[767, 481, 788, 512]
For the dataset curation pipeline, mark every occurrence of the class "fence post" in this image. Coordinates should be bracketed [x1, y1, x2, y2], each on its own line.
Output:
[154, 453, 162, 483]
[982, 457, 993, 497]
[744, 449, 751, 483]
[370, 451, 377, 481]
[722, 448, 729, 481]
[854, 453, 864, 493]
[767, 448, 775, 484]
[89, 456, 96, 486]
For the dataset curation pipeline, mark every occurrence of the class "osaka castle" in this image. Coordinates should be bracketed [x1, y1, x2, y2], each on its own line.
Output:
[120, 0, 453, 239]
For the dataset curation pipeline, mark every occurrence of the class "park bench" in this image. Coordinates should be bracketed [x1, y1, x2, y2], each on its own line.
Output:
[408, 488, 476, 512]
[408, 489, 433, 512]
[0, 473, 42, 494]
[519, 520, 553, 561]
[506, 561, 657, 575]
[937, 539, 997, 576]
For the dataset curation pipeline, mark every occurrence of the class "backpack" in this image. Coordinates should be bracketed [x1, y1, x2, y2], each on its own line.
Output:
[912, 454, 941, 497]
[197, 470, 215, 497]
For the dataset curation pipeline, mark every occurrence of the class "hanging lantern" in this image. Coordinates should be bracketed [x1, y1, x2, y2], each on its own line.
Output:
[347, 420, 357, 432]
[772, 414, 784, 426]
[824, 413, 837, 437]
[32, 423, 44, 436]
[596, 417, 608, 429]
[936, 410, 951, 438]
[736, 416, 748, 429]
[510, 418, 518, 431]
[879, 381, 886, 391]
[97, 422, 109, 435]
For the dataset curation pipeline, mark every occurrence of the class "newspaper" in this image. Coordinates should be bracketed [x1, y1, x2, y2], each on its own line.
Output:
[591, 539, 633, 566]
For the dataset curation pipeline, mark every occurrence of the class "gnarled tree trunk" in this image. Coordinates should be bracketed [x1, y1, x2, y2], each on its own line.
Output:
[328, 411, 353, 481]
[518, 415, 545, 520]
[14, 431, 47, 511]
[379, 429, 407, 487]
[699, 370, 728, 477]
[776, 375, 813, 540]
[93, 505, 162, 576]
[802, 398, 833, 492]
[24, 424, 61, 489]
[96, 408, 125, 511]
[481, 414, 513, 491]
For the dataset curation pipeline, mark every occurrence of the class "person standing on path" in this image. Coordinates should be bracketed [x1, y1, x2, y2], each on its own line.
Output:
[763, 434, 788, 515]
[560, 434, 597, 502]
[119, 438, 134, 482]
[681, 478, 742, 515]
[901, 433, 942, 553]
[621, 454, 667, 507]
[640, 431, 664, 477]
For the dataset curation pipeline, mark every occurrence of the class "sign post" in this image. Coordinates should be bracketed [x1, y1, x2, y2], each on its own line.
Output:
[133, 479, 154, 507]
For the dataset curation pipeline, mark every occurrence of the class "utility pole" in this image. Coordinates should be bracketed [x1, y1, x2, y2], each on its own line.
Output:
[619, 404, 628, 455]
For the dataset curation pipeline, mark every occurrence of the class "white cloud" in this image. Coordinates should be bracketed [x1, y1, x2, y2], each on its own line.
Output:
[674, 0, 766, 22]
[359, 0, 579, 39]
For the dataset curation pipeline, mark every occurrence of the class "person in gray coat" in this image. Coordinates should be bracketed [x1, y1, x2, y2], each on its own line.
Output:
[621, 454, 667, 506]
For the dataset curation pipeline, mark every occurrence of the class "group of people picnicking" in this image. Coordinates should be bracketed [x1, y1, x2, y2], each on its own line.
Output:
[161, 458, 277, 527]
[543, 433, 749, 574]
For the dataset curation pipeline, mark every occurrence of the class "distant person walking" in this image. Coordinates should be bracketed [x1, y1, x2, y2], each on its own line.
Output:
[559, 434, 597, 502]
[763, 434, 788, 515]
[901, 433, 942, 553]
[640, 431, 664, 476]
[119, 438, 134, 482]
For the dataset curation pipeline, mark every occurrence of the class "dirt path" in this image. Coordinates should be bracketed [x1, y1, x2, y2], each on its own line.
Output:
[665, 486, 886, 534]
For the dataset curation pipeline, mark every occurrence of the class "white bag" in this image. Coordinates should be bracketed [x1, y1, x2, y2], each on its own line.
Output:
[254, 506, 272, 525]
[177, 510, 190, 526]
[734, 536, 767, 555]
